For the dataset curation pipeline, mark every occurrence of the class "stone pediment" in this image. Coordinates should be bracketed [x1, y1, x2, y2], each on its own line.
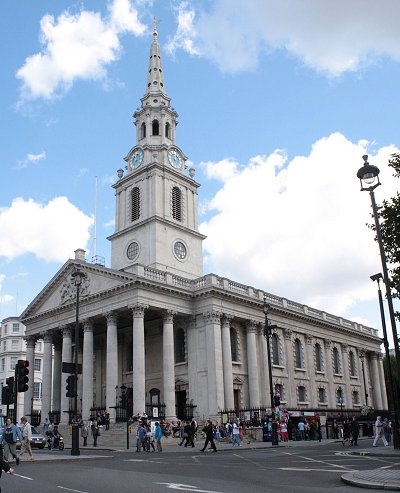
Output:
[21, 259, 135, 320]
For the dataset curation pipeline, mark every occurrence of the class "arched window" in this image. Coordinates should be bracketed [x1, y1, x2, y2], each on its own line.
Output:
[141, 122, 146, 139]
[152, 119, 159, 135]
[165, 122, 171, 139]
[149, 388, 160, 405]
[131, 187, 141, 221]
[230, 328, 239, 362]
[315, 343, 323, 372]
[298, 386, 306, 402]
[318, 388, 326, 403]
[175, 328, 186, 363]
[272, 333, 280, 365]
[353, 390, 360, 405]
[349, 351, 357, 377]
[172, 186, 182, 221]
[295, 338, 302, 369]
[333, 347, 341, 374]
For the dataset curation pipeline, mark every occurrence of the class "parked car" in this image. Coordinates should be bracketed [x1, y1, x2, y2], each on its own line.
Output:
[16, 426, 47, 449]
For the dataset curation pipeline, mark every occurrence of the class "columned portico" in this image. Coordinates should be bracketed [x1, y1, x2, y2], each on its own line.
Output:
[24, 336, 36, 417]
[60, 327, 72, 423]
[130, 304, 147, 416]
[41, 332, 53, 422]
[82, 319, 94, 421]
[162, 310, 177, 420]
[105, 312, 118, 423]
[221, 314, 234, 410]
[246, 320, 260, 407]
[204, 312, 224, 418]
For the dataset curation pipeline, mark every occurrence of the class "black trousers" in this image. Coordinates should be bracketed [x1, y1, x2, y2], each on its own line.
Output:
[202, 436, 216, 451]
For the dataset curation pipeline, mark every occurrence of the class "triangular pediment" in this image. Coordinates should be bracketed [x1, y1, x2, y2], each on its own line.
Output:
[21, 259, 135, 321]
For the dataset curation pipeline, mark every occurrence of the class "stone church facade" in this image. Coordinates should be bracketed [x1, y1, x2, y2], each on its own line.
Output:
[20, 26, 386, 424]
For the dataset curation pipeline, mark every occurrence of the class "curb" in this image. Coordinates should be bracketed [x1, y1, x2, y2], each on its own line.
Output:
[341, 471, 400, 491]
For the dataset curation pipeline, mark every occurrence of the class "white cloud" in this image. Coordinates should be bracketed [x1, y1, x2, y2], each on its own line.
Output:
[200, 158, 239, 183]
[16, 0, 146, 101]
[169, 0, 400, 75]
[17, 151, 46, 169]
[0, 197, 93, 262]
[199, 133, 399, 316]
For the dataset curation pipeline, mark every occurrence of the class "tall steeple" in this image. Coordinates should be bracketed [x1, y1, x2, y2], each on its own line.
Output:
[145, 17, 167, 98]
[109, 21, 205, 279]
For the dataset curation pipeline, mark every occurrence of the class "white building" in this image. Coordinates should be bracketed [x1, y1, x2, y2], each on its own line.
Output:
[20, 26, 386, 425]
[0, 317, 44, 420]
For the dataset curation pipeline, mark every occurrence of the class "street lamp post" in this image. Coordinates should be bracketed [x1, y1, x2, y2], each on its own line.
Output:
[370, 273, 399, 448]
[357, 155, 400, 450]
[338, 386, 344, 418]
[71, 268, 86, 456]
[263, 295, 279, 446]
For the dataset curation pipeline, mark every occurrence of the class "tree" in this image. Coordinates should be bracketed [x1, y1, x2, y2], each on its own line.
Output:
[374, 152, 400, 320]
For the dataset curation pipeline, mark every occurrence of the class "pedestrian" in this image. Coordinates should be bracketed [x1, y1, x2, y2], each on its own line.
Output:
[137, 423, 146, 452]
[232, 419, 241, 446]
[145, 425, 155, 452]
[280, 420, 289, 443]
[42, 418, 49, 432]
[81, 421, 89, 446]
[178, 421, 189, 446]
[373, 416, 388, 447]
[0, 454, 14, 493]
[1, 417, 22, 464]
[316, 419, 322, 442]
[155, 422, 163, 452]
[297, 420, 305, 440]
[19, 416, 34, 461]
[332, 419, 339, 439]
[342, 419, 351, 446]
[187, 418, 196, 448]
[105, 412, 110, 431]
[383, 418, 392, 444]
[91, 419, 100, 447]
[349, 416, 359, 446]
[200, 420, 217, 452]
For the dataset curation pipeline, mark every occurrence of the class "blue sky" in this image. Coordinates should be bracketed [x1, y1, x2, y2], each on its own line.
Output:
[0, 0, 399, 344]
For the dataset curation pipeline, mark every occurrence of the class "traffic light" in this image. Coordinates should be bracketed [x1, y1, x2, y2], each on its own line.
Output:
[16, 360, 29, 392]
[66, 375, 77, 397]
[1, 377, 14, 404]
[273, 394, 280, 407]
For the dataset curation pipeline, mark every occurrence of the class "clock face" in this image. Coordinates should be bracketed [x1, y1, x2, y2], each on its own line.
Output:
[168, 149, 183, 169]
[129, 149, 143, 170]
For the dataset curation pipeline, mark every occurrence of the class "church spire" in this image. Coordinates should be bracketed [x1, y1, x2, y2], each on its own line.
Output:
[145, 17, 166, 96]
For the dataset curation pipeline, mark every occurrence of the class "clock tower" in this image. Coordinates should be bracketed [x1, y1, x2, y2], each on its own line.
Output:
[108, 22, 205, 279]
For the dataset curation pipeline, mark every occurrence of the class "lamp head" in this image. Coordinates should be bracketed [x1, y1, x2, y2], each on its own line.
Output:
[263, 295, 270, 316]
[370, 273, 383, 282]
[357, 155, 381, 191]
[71, 268, 86, 287]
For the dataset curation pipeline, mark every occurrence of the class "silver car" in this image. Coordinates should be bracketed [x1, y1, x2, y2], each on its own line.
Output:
[16, 426, 47, 449]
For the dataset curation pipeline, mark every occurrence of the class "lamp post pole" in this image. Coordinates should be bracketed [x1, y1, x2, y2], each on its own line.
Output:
[370, 273, 399, 448]
[263, 295, 279, 446]
[71, 268, 86, 456]
[357, 155, 400, 450]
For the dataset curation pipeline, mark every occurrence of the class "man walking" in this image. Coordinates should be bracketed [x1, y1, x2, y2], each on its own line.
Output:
[19, 417, 34, 461]
[155, 422, 163, 452]
[201, 420, 217, 452]
[232, 419, 241, 446]
[373, 416, 388, 447]
[2, 417, 22, 464]
[349, 416, 359, 446]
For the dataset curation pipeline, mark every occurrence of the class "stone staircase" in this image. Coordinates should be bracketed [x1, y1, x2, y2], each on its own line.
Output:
[54, 422, 131, 449]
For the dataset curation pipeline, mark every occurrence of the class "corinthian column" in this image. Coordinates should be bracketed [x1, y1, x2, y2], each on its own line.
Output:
[305, 335, 317, 408]
[221, 314, 234, 410]
[204, 312, 224, 419]
[378, 353, 388, 409]
[341, 344, 352, 408]
[246, 320, 260, 407]
[105, 312, 118, 423]
[82, 319, 94, 421]
[52, 337, 62, 413]
[60, 327, 72, 424]
[41, 332, 53, 422]
[324, 339, 335, 407]
[130, 304, 148, 416]
[370, 352, 383, 409]
[163, 310, 177, 420]
[284, 329, 296, 407]
[24, 336, 36, 417]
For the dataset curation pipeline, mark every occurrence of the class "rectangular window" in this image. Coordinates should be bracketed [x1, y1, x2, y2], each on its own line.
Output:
[36, 342, 42, 352]
[33, 382, 41, 399]
[2, 341, 6, 352]
[12, 323, 19, 333]
[1, 358, 5, 372]
[10, 357, 17, 370]
[34, 359, 41, 372]
[318, 388, 326, 403]
[3, 324, 7, 335]
[11, 340, 19, 350]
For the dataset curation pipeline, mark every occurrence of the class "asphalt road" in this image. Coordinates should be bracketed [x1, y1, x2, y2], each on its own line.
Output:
[3, 442, 399, 493]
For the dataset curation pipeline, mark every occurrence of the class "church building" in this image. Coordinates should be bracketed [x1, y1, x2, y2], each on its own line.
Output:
[20, 25, 386, 425]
